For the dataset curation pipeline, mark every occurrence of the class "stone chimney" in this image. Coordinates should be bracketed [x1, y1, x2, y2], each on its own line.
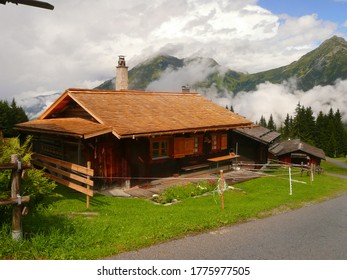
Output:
[116, 55, 128, 90]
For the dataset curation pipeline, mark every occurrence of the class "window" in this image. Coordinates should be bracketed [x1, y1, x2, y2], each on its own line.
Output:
[194, 136, 199, 153]
[211, 133, 227, 152]
[173, 136, 202, 158]
[151, 140, 168, 159]
[211, 134, 218, 150]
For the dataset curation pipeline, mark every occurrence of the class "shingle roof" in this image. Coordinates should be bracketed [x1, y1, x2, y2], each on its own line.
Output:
[16, 118, 112, 139]
[235, 126, 281, 144]
[269, 139, 326, 160]
[17, 89, 253, 139]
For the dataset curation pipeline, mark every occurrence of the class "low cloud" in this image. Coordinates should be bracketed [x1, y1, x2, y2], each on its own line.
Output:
[146, 61, 347, 125]
[230, 79, 347, 125]
[146, 57, 226, 92]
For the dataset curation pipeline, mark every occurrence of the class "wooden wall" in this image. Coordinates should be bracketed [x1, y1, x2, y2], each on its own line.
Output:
[32, 130, 233, 188]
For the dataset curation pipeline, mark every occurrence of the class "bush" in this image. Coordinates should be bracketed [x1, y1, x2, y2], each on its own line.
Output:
[0, 137, 56, 224]
[151, 180, 217, 204]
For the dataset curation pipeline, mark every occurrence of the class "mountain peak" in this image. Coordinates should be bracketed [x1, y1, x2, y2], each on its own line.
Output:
[322, 35, 346, 45]
[315, 35, 347, 55]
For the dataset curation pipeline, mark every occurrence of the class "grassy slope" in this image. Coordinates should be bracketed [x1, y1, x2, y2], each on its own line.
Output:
[323, 158, 347, 175]
[1, 163, 347, 259]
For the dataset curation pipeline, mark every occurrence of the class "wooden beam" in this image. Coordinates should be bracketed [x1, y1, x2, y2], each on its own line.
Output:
[0, 196, 30, 206]
[0, 162, 30, 170]
[44, 172, 94, 197]
[0, 163, 17, 170]
[32, 153, 94, 176]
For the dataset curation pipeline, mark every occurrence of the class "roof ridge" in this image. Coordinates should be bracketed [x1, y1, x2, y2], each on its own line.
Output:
[67, 88, 199, 95]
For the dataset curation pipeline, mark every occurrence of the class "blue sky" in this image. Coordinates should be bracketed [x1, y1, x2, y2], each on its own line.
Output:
[259, 0, 347, 25]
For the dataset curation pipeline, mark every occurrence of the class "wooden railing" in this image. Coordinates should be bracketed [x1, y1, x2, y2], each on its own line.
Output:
[31, 153, 94, 207]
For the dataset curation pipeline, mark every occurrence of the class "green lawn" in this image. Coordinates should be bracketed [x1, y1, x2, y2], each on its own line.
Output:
[1, 166, 347, 260]
[321, 158, 347, 175]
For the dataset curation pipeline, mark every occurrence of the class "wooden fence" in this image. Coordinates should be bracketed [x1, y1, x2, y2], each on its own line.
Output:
[31, 153, 94, 207]
[0, 154, 30, 241]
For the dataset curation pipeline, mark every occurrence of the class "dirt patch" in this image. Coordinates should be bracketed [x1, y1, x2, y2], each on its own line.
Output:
[257, 205, 293, 219]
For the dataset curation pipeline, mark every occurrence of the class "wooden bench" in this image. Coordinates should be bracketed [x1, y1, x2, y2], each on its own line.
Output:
[208, 154, 240, 169]
[181, 163, 210, 172]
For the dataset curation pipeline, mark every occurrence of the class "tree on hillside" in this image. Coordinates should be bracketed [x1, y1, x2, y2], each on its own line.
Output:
[259, 115, 267, 127]
[314, 111, 329, 152]
[290, 103, 315, 145]
[281, 113, 293, 140]
[0, 99, 28, 137]
[333, 109, 347, 156]
[267, 114, 276, 131]
[281, 106, 347, 158]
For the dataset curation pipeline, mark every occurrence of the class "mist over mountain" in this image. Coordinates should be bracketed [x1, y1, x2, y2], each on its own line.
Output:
[21, 36, 347, 124]
[97, 36, 347, 93]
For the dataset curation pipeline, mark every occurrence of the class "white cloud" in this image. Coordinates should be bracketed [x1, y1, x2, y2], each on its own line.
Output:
[0, 0, 343, 104]
[232, 79, 347, 125]
[146, 57, 225, 92]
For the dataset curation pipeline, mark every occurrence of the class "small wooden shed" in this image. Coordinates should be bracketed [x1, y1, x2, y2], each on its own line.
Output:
[232, 126, 281, 164]
[269, 139, 326, 166]
[16, 88, 253, 187]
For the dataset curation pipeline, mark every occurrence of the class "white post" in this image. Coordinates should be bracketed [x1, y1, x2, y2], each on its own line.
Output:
[311, 164, 314, 183]
[289, 166, 292, 196]
[220, 170, 225, 210]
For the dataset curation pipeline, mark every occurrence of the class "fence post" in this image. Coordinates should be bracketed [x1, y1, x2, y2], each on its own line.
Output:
[220, 170, 225, 210]
[288, 166, 292, 196]
[86, 161, 91, 208]
[11, 154, 23, 241]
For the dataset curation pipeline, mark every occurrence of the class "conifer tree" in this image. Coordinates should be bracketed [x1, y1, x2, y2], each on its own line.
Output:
[267, 114, 276, 131]
[315, 111, 329, 152]
[0, 99, 28, 137]
[282, 113, 292, 139]
[333, 109, 347, 157]
[259, 115, 267, 127]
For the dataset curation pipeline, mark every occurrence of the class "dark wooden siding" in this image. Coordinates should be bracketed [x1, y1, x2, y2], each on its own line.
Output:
[231, 132, 269, 164]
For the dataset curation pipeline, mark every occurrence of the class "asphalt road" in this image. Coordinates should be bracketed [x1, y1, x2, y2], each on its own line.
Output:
[110, 194, 347, 260]
[326, 157, 347, 169]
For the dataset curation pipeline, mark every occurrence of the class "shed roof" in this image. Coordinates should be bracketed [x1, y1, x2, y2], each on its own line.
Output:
[269, 139, 326, 160]
[16, 89, 253, 139]
[234, 126, 281, 145]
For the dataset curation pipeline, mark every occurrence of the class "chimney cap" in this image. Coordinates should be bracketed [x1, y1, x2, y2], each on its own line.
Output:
[117, 55, 127, 67]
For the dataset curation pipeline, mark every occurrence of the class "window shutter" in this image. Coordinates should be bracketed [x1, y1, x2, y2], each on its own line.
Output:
[221, 134, 228, 150]
[185, 138, 195, 155]
[174, 138, 186, 158]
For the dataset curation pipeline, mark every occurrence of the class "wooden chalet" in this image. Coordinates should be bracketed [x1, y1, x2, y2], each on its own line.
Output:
[268, 139, 326, 166]
[16, 88, 253, 188]
[231, 126, 281, 165]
